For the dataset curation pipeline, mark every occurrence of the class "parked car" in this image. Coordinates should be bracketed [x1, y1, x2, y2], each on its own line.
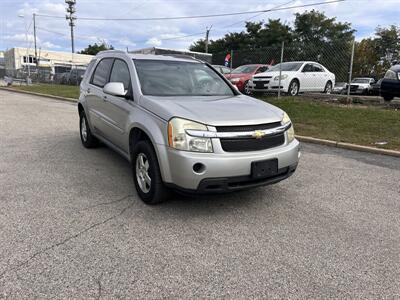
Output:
[212, 65, 231, 75]
[332, 82, 347, 94]
[380, 65, 400, 101]
[78, 51, 300, 204]
[225, 64, 269, 95]
[67, 68, 86, 85]
[371, 79, 382, 96]
[348, 77, 375, 95]
[249, 61, 335, 96]
[59, 72, 70, 84]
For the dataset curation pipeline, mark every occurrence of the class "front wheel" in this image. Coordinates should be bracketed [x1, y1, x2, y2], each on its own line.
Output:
[132, 141, 171, 204]
[243, 81, 251, 95]
[288, 80, 299, 96]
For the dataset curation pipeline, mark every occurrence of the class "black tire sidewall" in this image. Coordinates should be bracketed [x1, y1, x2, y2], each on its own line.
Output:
[79, 111, 98, 148]
[289, 80, 299, 96]
[132, 141, 168, 204]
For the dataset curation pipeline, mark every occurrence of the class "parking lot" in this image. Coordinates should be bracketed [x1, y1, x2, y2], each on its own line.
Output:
[1, 90, 400, 298]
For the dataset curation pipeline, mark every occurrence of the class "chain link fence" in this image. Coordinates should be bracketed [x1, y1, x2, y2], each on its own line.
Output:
[212, 40, 359, 98]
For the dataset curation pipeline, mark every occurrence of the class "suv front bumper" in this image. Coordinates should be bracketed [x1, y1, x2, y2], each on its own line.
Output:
[157, 139, 300, 191]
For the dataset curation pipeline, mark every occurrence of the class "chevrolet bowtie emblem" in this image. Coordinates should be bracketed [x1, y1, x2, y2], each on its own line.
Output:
[253, 130, 265, 139]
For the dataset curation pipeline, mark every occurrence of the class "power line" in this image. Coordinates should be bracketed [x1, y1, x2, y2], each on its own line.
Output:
[35, 0, 345, 21]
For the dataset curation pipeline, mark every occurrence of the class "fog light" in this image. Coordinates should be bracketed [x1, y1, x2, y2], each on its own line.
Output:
[193, 163, 206, 174]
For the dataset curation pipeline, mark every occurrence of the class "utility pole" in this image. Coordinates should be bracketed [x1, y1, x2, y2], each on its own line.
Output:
[65, 0, 76, 53]
[205, 25, 212, 53]
[33, 13, 38, 69]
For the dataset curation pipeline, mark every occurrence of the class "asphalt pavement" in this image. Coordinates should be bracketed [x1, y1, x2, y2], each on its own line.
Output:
[0, 90, 399, 299]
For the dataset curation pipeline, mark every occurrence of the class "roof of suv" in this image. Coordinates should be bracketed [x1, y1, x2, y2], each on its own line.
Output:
[96, 50, 201, 63]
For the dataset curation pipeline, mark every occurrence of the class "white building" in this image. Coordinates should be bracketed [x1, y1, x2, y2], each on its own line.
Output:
[4, 47, 93, 77]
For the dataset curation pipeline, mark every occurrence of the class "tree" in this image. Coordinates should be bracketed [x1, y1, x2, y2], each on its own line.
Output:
[375, 25, 400, 62]
[79, 42, 114, 55]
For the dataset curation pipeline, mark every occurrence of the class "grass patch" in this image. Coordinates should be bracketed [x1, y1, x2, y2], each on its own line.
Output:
[264, 97, 400, 151]
[12, 84, 79, 99]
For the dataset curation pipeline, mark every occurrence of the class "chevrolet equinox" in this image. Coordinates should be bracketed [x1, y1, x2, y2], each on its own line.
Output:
[78, 50, 300, 204]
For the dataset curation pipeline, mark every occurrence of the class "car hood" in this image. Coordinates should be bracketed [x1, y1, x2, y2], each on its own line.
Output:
[225, 73, 251, 79]
[140, 94, 284, 126]
[253, 71, 297, 78]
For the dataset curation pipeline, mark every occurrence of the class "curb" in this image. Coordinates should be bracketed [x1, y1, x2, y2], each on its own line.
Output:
[1, 87, 399, 158]
[0, 87, 77, 103]
[296, 135, 400, 158]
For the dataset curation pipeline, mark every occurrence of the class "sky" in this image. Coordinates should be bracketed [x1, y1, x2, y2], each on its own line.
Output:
[0, 0, 399, 53]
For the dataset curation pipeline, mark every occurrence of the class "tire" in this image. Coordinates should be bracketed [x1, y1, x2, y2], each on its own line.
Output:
[382, 94, 394, 102]
[243, 81, 251, 95]
[324, 81, 332, 94]
[132, 140, 171, 204]
[288, 79, 299, 96]
[79, 111, 99, 148]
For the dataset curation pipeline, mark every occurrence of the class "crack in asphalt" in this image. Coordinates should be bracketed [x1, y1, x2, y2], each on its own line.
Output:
[81, 194, 134, 211]
[96, 273, 103, 300]
[0, 200, 134, 279]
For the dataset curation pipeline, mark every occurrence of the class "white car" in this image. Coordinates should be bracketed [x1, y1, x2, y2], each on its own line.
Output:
[249, 61, 335, 96]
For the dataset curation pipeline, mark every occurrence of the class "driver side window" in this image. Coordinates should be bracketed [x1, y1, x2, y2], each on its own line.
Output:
[109, 59, 131, 91]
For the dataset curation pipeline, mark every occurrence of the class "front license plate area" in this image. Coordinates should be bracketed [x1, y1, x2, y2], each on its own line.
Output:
[251, 159, 278, 179]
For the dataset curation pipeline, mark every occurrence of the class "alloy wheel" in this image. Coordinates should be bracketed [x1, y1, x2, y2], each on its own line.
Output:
[136, 153, 151, 193]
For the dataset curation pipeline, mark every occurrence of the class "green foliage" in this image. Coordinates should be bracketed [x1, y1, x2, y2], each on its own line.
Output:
[79, 42, 114, 55]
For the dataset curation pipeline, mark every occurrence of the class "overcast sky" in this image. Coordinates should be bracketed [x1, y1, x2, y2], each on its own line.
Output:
[1, 0, 399, 53]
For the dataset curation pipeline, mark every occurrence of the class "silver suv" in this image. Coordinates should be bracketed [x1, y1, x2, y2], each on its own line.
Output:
[78, 50, 300, 204]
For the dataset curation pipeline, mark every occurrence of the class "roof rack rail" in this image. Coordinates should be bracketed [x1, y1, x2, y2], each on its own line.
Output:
[97, 50, 126, 55]
[160, 54, 204, 62]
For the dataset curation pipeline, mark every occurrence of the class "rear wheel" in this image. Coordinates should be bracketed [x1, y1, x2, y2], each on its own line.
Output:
[324, 81, 332, 94]
[288, 80, 299, 96]
[79, 111, 99, 148]
[132, 141, 171, 204]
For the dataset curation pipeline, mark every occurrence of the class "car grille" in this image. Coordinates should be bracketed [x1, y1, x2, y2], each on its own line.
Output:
[350, 84, 358, 91]
[216, 122, 281, 132]
[216, 122, 285, 152]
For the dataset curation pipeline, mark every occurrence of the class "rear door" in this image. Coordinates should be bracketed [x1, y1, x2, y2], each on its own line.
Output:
[300, 63, 314, 91]
[85, 57, 114, 138]
[312, 63, 327, 91]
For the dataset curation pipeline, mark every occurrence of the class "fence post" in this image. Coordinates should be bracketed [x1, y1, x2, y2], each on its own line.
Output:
[347, 40, 355, 103]
[230, 49, 234, 72]
[278, 41, 284, 98]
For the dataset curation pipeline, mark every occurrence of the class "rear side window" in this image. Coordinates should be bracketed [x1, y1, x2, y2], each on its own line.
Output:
[91, 58, 114, 87]
[313, 64, 324, 72]
[109, 59, 131, 90]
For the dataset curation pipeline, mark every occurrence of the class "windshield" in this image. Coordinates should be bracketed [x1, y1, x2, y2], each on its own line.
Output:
[231, 65, 258, 74]
[268, 62, 303, 72]
[134, 60, 234, 96]
[352, 78, 370, 83]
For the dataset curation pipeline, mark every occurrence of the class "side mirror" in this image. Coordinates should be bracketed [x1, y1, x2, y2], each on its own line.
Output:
[103, 82, 126, 97]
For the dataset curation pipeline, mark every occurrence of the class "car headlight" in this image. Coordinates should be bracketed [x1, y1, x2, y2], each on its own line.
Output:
[274, 74, 288, 81]
[398, 72, 400, 80]
[230, 78, 240, 83]
[282, 112, 295, 143]
[168, 117, 213, 153]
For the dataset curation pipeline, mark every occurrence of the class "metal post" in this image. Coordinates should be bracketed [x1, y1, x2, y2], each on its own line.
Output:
[33, 13, 38, 68]
[278, 41, 284, 98]
[65, 0, 76, 54]
[347, 40, 355, 103]
[230, 49, 233, 72]
[205, 25, 212, 53]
